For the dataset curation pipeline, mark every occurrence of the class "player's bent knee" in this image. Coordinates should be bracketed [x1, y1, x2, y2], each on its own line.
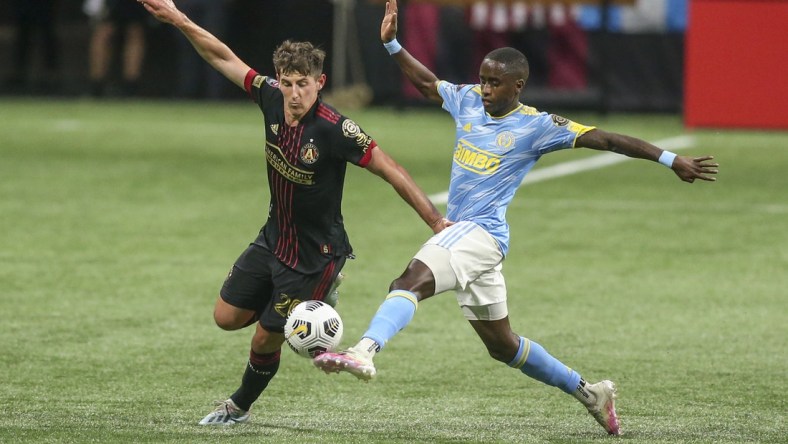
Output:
[213, 311, 241, 330]
[479, 333, 520, 363]
[389, 261, 436, 299]
[214, 313, 259, 331]
[213, 301, 257, 331]
[388, 277, 412, 293]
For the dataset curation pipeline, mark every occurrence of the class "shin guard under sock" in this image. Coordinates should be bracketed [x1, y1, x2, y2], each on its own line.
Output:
[230, 349, 281, 411]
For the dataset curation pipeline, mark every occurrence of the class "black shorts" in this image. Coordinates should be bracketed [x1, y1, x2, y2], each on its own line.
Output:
[220, 243, 345, 333]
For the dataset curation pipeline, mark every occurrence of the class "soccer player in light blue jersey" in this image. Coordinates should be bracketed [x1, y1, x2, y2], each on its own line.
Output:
[315, 0, 719, 436]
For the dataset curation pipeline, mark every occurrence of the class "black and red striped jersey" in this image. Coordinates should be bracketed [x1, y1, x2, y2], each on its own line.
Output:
[244, 69, 375, 274]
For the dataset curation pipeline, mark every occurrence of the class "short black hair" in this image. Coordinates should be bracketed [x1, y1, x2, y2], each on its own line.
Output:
[484, 47, 529, 80]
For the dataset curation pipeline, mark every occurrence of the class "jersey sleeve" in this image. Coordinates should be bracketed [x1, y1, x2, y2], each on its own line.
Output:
[332, 116, 376, 167]
[244, 69, 280, 109]
[438, 80, 475, 119]
[533, 113, 596, 154]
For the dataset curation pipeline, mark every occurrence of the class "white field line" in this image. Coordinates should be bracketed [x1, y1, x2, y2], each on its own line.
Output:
[428, 135, 696, 205]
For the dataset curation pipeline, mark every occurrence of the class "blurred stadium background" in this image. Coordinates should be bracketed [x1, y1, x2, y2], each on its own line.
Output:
[2, 2, 787, 442]
[2, 0, 785, 128]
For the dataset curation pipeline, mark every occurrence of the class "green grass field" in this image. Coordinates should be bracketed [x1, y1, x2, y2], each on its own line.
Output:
[1, 99, 785, 443]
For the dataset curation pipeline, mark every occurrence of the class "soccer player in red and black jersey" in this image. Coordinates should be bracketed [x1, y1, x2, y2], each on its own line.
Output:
[140, 0, 451, 425]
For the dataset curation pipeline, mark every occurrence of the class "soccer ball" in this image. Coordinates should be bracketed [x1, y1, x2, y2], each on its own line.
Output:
[284, 300, 343, 358]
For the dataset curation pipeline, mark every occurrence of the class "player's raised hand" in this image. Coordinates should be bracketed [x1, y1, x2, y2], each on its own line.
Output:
[381, 0, 399, 43]
[671, 155, 719, 183]
[137, 0, 182, 25]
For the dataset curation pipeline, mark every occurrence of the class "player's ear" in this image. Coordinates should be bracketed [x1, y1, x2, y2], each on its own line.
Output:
[317, 73, 327, 90]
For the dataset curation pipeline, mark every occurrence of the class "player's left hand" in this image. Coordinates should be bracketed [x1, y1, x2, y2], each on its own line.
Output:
[672, 155, 719, 183]
[138, 0, 180, 25]
[381, 0, 399, 43]
[430, 217, 454, 234]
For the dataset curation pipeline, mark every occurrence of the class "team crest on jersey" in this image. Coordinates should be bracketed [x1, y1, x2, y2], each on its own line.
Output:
[270, 124, 279, 135]
[266, 142, 315, 185]
[496, 131, 516, 150]
[551, 114, 569, 127]
[342, 119, 372, 150]
[300, 142, 319, 165]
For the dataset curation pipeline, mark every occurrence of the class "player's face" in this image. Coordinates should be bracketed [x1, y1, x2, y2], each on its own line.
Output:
[479, 59, 524, 117]
[278, 71, 326, 122]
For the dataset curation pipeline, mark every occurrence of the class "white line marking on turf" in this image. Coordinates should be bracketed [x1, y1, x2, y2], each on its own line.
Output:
[428, 135, 696, 205]
[53, 119, 82, 131]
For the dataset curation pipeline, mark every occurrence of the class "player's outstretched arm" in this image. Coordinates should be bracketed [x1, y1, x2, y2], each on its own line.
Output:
[365, 147, 451, 233]
[381, 0, 441, 103]
[576, 129, 719, 183]
[138, 0, 250, 90]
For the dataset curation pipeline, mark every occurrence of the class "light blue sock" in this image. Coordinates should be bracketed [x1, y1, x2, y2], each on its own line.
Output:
[507, 336, 581, 394]
[361, 290, 418, 351]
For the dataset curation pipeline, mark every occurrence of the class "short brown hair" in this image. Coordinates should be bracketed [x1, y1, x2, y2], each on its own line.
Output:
[273, 40, 325, 77]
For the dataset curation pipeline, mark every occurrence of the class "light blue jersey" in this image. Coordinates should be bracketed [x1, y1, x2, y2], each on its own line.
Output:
[438, 80, 595, 256]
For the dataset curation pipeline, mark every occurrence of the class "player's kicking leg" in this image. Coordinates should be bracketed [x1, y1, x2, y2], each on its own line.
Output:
[314, 289, 419, 380]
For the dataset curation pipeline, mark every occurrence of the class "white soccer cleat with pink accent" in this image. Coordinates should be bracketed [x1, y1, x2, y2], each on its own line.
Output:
[313, 348, 376, 381]
[585, 380, 620, 435]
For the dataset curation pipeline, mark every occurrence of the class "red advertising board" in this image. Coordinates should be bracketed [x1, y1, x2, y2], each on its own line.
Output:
[685, 0, 788, 129]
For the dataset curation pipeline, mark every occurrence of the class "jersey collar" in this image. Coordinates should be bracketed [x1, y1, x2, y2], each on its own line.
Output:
[489, 103, 525, 119]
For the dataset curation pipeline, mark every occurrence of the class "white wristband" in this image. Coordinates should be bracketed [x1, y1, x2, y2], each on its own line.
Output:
[383, 38, 402, 55]
[658, 150, 677, 168]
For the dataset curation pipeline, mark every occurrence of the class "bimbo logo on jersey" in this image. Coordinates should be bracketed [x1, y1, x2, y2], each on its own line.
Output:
[453, 139, 501, 175]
